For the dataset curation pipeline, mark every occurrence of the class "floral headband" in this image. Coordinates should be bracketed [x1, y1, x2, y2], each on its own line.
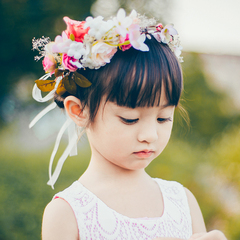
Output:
[32, 8, 182, 96]
[30, 9, 183, 188]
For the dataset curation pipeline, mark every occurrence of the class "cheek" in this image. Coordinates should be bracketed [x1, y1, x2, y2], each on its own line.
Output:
[106, 120, 133, 137]
[88, 122, 130, 150]
[166, 123, 173, 139]
[106, 126, 131, 147]
[159, 123, 173, 146]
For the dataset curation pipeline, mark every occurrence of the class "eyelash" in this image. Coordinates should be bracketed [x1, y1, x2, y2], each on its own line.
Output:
[120, 117, 138, 125]
[120, 117, 172, 125]
[157, 117, 172, 123]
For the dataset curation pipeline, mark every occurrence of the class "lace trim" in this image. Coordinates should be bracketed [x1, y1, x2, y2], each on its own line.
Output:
[54, 178, 192, 239]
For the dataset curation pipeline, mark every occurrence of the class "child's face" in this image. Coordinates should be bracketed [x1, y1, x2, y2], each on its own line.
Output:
[86, 94, 175, 171]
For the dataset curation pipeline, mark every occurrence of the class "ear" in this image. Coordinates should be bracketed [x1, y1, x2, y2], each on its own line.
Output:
[64, 96, 89, 127]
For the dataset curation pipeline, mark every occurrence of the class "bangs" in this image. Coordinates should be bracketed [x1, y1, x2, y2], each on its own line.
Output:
[102, 37, 182, 108]
[76, 37, 183, 122]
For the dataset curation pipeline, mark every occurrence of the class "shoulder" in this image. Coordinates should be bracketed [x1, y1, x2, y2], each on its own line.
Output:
[156, 179, 207, 233]
[155, 178, 186, 195]
[184, 187, 207, 234]
[42, 198, 79, 240]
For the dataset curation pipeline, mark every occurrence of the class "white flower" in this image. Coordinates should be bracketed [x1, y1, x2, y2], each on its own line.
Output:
[84, 16, 114, 40]
[82, 42, 117, 69]
[67, 42, 86, 59]
[174, 45, 183, 58]
[170, 43, 183, 60]
[128, 25, 149, 51]
[70, 60, 83, 68]
[113, 8, 133, 37]
[131, 33, 149, 51]
[160, 25, 178, 44]
[129, 9, 138, 21]
[80, 41, 93, 68]
[51, 31, 72, 53]
[44, 42, 55, 54]
[166, 35, 183, 61]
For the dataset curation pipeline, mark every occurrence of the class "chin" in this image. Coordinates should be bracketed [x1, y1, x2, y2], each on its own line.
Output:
[127, 160, 153, 171]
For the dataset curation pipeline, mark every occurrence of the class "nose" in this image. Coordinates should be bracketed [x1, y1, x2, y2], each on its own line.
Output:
[137, 122, 158, 143]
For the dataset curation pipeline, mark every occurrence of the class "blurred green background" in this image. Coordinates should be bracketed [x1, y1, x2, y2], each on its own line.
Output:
[0, 0, 240, 239]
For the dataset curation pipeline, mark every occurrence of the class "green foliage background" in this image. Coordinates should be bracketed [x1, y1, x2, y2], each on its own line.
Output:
[0, 0, 240, 239]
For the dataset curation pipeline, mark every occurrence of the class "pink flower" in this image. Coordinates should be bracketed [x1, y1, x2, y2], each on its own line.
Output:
[119, 34, 131, 51]
[63, 17, 89, 42]
[156, 23, 163, 32]
[42, 55, 56, 75]
[62, 54, 78, 72]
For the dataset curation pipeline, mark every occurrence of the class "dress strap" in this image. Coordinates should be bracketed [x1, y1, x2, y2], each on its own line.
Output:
[154, 178, 192, 233]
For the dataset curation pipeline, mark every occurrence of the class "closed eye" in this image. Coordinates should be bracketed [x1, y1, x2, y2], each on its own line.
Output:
[157, 117, 172, 123]
[120, 117, 139, 125]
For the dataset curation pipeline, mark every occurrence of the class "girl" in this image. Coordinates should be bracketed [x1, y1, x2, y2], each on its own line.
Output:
[30, 9, 227, 240]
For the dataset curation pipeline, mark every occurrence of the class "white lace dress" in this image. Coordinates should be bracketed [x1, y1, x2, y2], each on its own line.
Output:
[54, 178, 192, 239]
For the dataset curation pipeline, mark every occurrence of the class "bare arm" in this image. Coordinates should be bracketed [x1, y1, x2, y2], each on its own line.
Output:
[42, 198, 79, 240]
[189, 230, 227, 239]
[185, 188, 206, 233]
[185, 188, 227, 240]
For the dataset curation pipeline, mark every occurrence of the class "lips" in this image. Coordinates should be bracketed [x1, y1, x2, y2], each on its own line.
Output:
[133, 150, 154, 158]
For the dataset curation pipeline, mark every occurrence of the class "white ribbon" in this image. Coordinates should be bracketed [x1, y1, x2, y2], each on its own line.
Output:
[68, 115, 78, 156]
[32, 74, 62, 103]
[29, 102, 57, 128]
[47, 118, 79, 189]
[30, 73, 80, 188]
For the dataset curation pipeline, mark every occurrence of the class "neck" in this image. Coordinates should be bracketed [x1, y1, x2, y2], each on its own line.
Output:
[79, 152, 150, 187]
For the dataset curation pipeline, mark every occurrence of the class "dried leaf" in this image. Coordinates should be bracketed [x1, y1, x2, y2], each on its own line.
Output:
[56, 80, 66, 95]
[74, 72, 92, 88]
[35, 80, 56, 92]
[63, 76, 77, 95]
[55, 69, 64, 77]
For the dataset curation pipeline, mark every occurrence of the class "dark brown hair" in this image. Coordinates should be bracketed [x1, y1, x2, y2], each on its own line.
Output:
[54, 36, 183, 123]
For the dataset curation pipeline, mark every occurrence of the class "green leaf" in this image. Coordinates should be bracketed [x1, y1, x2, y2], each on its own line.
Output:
[35, 80, 56, 92]
[63, 75, 77, 95]
[74, 72, 92, 88]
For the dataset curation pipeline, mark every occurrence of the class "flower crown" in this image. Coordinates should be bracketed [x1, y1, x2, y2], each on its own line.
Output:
[30, 9, 183, 188]
[32, 8, 182, 96]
